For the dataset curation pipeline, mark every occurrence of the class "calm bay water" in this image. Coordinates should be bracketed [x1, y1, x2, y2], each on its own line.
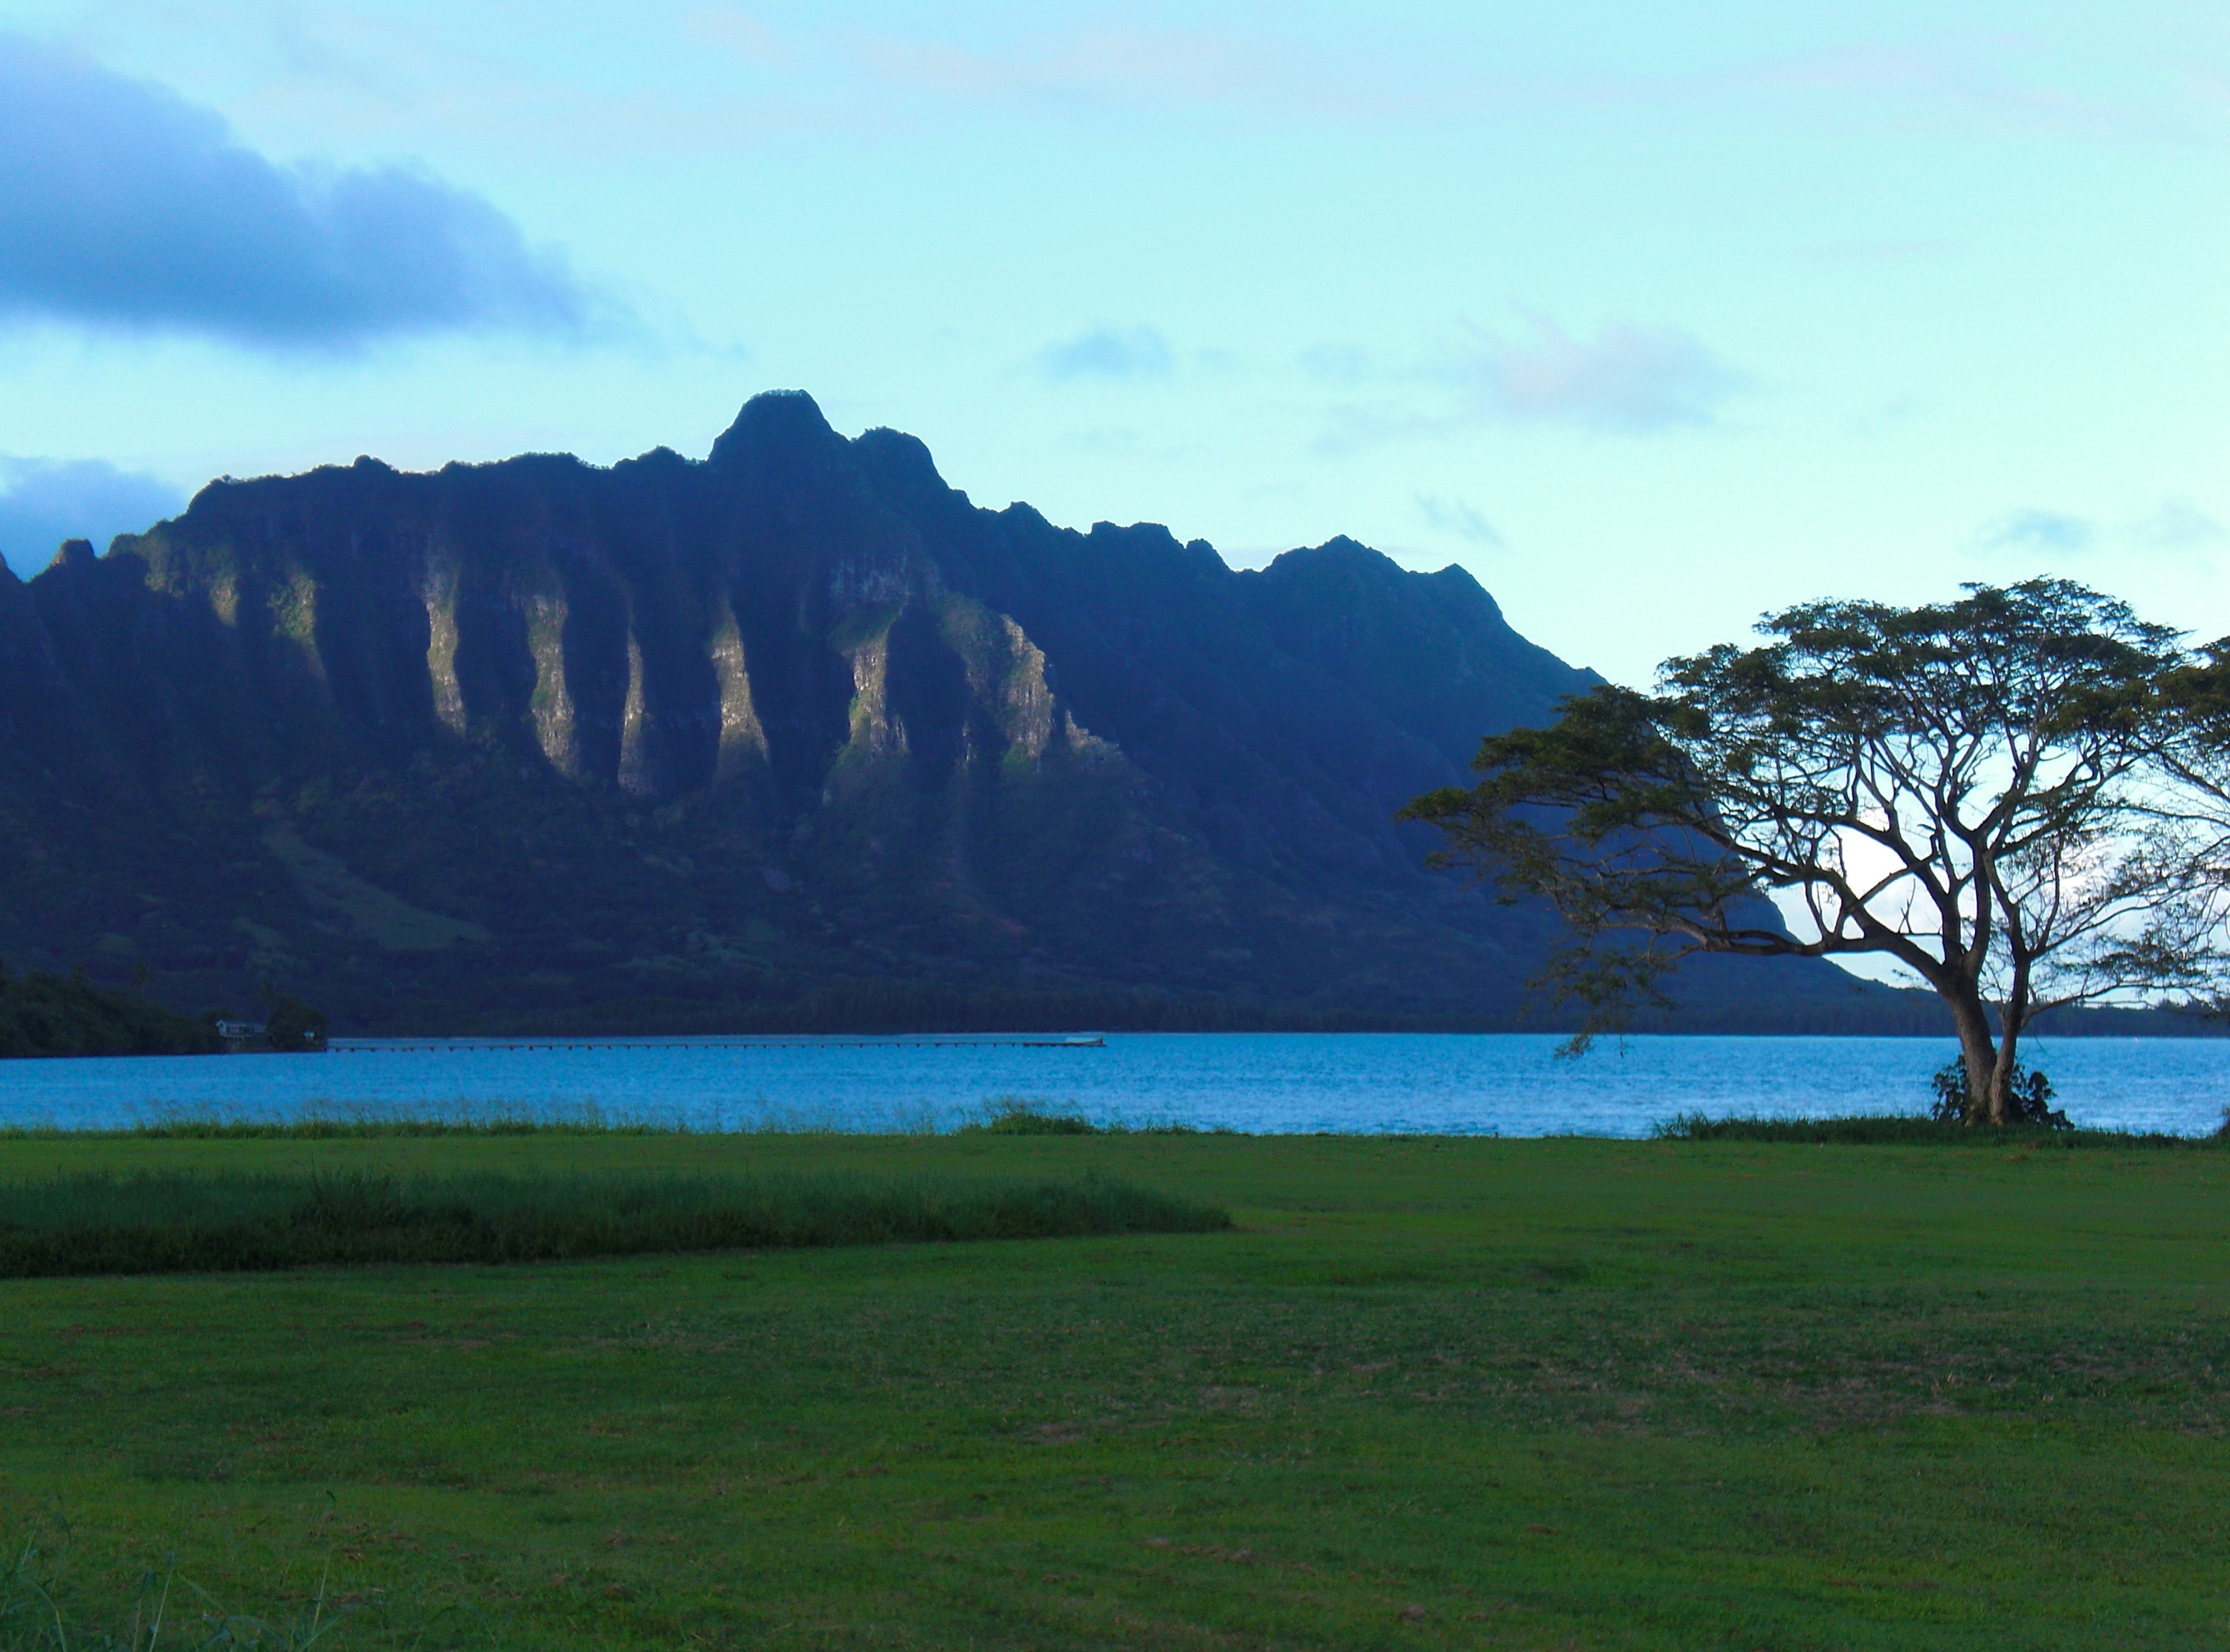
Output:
[2, 1032, 2228, 1137]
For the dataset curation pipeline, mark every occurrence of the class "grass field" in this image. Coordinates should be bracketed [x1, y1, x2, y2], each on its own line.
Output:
[2, 1128, 2227, 1650]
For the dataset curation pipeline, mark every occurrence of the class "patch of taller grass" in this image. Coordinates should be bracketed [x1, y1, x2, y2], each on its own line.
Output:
[0, 1099, 685, 1142]
[1, 1535, 392, 1651]
[960, 1098, 1102, 1136]
[954, 1098, 1231, 1136]
[2, 1097, 1231, 1141]
[0, 1168, 1230, 1279]
[82, 1118, 667, 1141]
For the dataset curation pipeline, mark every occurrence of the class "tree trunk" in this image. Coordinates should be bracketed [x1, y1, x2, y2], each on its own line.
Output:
[1942, 986, 2002, 1126]
[1992, 1019, 2025, 1127]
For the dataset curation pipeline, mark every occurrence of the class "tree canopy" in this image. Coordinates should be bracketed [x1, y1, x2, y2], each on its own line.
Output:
[1403, 580, 2222, 1123]
[0, 964, 224, 1058]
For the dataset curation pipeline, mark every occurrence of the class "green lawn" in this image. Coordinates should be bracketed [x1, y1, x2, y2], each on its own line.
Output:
[3, 1130, 2228, 1650]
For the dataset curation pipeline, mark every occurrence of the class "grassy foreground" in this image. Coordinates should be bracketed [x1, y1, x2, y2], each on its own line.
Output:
[1, 1129, 2228, 1650]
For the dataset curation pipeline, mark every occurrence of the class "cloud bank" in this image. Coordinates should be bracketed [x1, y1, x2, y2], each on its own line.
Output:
[0, 34, 604, 348]
[0, 457, 184, 574]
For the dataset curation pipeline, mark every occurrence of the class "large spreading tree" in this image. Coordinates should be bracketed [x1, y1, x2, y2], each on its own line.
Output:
[2153, 639, 2230, 989]
[1403, 580, 2220, 1124]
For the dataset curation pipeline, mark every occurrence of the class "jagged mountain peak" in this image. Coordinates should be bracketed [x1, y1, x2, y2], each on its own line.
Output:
[0, 392, 1809, 1033]
[708, 388, 849, 473]
[852, 426, 966, 519]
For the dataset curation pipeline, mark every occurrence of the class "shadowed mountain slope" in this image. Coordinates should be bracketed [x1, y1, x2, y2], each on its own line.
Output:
[0, 392, 1881, 1032]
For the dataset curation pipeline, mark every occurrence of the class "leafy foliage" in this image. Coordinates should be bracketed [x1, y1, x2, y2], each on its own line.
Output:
[1406, 580, 2221, 1121]
[1927, 1060, 2066, 1127]
[256, 991, 329, 1053]
[0, 964, 222, 1057]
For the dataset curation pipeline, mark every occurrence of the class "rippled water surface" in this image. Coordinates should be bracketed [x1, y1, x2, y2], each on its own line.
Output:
[4, 1032, 2228, 1137]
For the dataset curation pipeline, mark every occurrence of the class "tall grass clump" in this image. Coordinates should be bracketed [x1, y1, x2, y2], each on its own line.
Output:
[1, 1535, 386, 1651]
[118, 1117, 670, 1141]
[954, 1098, 1231, 1136]
[960, 1098, 1102, 1136]
[0, 1169, 1229, 1279]
[1652, 1113, 2211, 1148]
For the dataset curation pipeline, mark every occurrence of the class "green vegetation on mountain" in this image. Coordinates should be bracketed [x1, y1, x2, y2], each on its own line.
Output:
[0, 965, 219, 1057]
[2, 1129, 2226, 1648]
[0, 392, 1888, 1034]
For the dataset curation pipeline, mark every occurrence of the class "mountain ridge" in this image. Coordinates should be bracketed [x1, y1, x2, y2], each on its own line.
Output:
[0, 390, 1888, 1033]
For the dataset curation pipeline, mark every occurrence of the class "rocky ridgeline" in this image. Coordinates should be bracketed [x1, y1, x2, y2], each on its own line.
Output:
[0, 392, 1860, 1033]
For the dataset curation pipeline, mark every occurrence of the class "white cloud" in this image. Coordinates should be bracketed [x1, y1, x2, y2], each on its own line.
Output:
[1037, 325, 1173, 382]
[1444, 317, 1748, 433]
[1298, 343, 1374, 383]
[1750, 40, 2216, 146]
[1306, 314, 1750, 453]
[1417, 494, 1507, 551]
[1803, 237, 1961, 265]
[850, 23, 1354, 118]
[1976, 509, 2098, 554]
[682, 8, 793, 67]
[2129, 498, 2227, 551]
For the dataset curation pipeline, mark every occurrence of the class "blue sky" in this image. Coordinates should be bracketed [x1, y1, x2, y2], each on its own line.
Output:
[0, 1, 2222, 684]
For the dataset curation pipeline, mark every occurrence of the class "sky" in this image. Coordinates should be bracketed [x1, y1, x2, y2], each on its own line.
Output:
[0, 1, 2223, 685]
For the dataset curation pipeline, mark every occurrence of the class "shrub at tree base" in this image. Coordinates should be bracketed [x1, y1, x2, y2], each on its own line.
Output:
[1651, 1113, 2208, 1147]
[1927, 1060, 2069, 1127]
[0, 1170, 1230, 1278]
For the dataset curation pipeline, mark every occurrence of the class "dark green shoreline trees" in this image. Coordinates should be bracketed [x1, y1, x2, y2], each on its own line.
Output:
[0, 962, 224, 1057]
[0, 965, 329, 1057]
[1404, 580, 2229, 1125]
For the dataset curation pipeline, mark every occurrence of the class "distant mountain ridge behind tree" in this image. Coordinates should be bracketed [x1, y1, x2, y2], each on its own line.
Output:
[0, 390, 1888, 1033]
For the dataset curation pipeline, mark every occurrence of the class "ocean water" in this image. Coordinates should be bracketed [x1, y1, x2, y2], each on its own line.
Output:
[1, 1032, 2227, 1138]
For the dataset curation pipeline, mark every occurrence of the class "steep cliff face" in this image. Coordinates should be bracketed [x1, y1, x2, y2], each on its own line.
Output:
[0, 392, 1851, 1031]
